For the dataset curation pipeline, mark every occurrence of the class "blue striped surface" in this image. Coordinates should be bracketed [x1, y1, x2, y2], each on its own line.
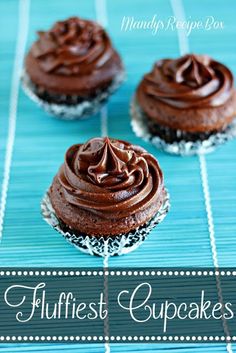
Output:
[0, 0, 236, 352]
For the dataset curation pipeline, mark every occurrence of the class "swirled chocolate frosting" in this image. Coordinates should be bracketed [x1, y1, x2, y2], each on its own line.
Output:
[139, 54, 234, 109]
[31, 17, 115, 75]
[57, 137, 163, 220]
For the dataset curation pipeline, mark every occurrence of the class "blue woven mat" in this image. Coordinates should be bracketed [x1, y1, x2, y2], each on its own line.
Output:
[0, 0, 236, 351]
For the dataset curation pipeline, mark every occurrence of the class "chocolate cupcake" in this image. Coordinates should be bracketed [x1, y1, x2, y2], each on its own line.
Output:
[131, 54, 236, 155]
[22, 17, 124, 119]
[41, 137, 169, 256]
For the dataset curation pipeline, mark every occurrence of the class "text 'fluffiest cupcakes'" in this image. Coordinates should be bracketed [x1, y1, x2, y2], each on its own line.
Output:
[42, 137, 169, 256]
[23, 17, 124, 119]
[132, 54, 236, 153]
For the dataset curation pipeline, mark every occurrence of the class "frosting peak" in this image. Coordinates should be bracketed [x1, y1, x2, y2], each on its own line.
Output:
[32, 17, 113, 76]
[169, 54, 214, 88]
[142, 54, 234, 108]
[76, 137, 149, 187]
[57, 137, 163, 219]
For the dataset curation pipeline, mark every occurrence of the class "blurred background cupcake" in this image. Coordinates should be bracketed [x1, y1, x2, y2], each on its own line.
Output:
[41, 137, 169, 256]
[131, 54, 236, 155]
[22, 17, 125, 120]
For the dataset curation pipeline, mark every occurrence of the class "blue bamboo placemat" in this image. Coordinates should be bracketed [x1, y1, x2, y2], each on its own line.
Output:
[0, 0, 236, 352]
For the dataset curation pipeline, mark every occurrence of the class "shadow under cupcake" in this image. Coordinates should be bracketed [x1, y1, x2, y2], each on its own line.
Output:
[22, 17, 125, 120]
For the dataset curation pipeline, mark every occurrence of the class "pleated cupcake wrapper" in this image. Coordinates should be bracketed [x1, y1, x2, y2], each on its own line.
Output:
[21, 70, 125, 120]
[41, 189, 170, 257]
[131, 98, 236, 156]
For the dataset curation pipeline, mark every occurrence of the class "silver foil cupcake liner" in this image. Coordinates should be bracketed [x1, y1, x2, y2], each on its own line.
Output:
[41, 190, 170, 257]
[131, 98, 236, 156]
[21, 70, 125, 120]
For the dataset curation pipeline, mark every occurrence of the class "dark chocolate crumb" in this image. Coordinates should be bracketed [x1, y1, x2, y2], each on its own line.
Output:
[33, 83, 111, 106]
[147, 119, 226, 143]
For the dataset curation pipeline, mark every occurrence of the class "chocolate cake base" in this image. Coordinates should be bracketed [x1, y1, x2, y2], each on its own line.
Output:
[21, 70, 125, 120]
[31, 82, 113, 106]
[147, 119, 221, 143]
[41, 190, 170, 257]
[131, 98, 236, 156]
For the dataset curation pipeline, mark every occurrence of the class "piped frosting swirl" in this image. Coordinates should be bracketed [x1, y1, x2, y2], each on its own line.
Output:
[57, 137, 163, 219]
[140, 54, 234, 109]
[31, 17, 114, 76]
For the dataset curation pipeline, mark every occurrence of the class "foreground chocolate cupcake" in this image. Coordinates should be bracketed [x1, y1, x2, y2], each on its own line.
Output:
[41, 137, 169, 256]
[22, 17, 124, 119]
[131, 54, 236, 155]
